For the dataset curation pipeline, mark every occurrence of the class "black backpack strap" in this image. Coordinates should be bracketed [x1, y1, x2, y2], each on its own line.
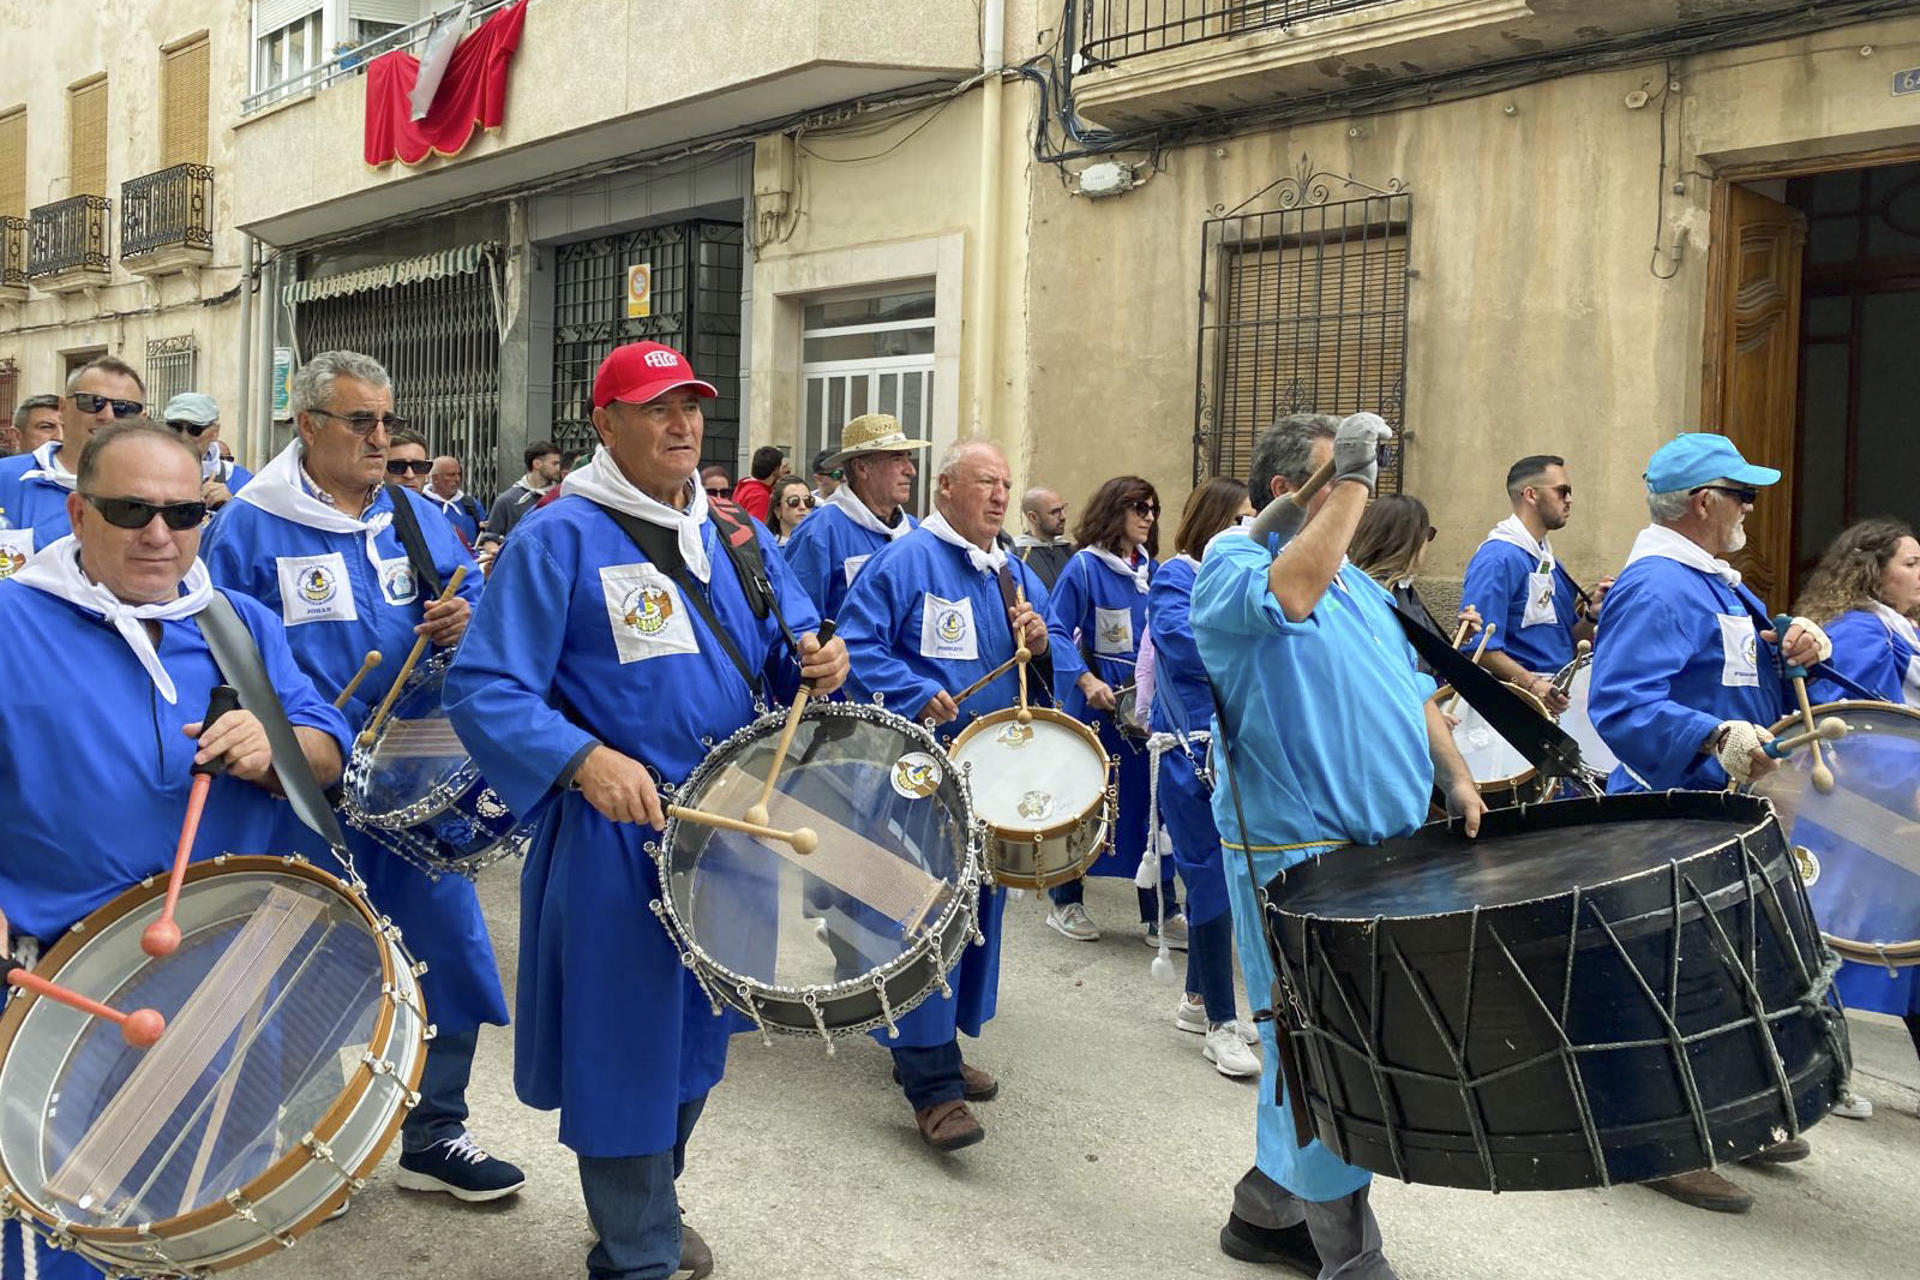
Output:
[383, 484, 444, 600]
[704, 497, 772, 621]
[594, 502, 764, 699]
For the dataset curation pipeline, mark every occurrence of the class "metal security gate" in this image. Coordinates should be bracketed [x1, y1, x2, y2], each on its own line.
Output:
[1194, 161, 1410, 491]
[550, 220, 743, 467]
[295, 250, 503, 499]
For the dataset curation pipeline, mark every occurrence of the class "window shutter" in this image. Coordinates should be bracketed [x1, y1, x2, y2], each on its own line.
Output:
[162, 40, 210, 168]
[68, 77, 108, 197]
[0, 109, 25, 218]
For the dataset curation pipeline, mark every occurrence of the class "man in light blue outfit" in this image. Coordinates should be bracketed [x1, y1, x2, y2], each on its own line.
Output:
[1193, 413, 1485, 1278]
[781, 412, 927, 621]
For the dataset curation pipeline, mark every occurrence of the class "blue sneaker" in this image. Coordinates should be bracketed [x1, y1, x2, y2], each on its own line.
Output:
[395, 1134, 526, 1202]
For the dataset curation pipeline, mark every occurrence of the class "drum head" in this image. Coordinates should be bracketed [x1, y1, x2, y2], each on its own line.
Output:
[348, 650, 475, 826]
[659, 703, 977, 1025]
[0, 862, 406, 1242]
[1754, 700, 1920, 963]
[951, 709, 1107, 835]
[1438, 685, 1541, 788]
[1555, 659, 1620, 776]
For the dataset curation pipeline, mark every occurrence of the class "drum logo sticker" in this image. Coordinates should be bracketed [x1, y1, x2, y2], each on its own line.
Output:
[1017, 789, 1054, 821]
[891, 752, 943, 799]
[920, 593, 978, 661]
[601, 563, 699, 664]
[1094, 606, 1134, 656]
[377, 556, 419, 607]
[995, 721, 1034, 747]
[276, 552, 359, 626]
[1791, 844, 1820, 888]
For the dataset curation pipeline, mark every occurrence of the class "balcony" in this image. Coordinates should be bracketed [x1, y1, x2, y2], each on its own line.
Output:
[27, 195, 111, 293]
[0, 217, 25, 302]
[121, 164, 215, 277]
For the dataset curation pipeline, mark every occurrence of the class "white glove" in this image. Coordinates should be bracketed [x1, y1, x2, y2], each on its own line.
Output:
[1714, 720, 1775, 786]
[1789, 616, 1834, 664]
[1332, 412, 1394, 494]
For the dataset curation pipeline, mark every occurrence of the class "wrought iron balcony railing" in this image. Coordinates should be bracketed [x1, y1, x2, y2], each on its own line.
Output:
[28, 195, 111, 279]
[121, 164, 215, 260]
[1, 216, 26, 288]
[1079, 0, 1399, 66]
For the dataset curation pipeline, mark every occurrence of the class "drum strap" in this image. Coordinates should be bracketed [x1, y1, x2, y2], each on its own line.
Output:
[383, 483, 445, 600]
[1389, 608, 1586, 780]
[195, 591, 355, 864]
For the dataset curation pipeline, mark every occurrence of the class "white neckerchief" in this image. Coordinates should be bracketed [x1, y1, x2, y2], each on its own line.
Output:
[19, 440, 75, 490]
[1013, 532, 1068, 549]
[199, 442, 232, 484]
[562, 446, 712, 582]
[920, 510, 1007, 574]
[432, 489, 469, 515]
[11, 536, 215, 704]
[1486, 514, 1555, 572]
[1869, 600, 1920, 708]
[1086, 544, 1150, 594]
[1624, 523, 1742, 588]
[237, 439, 393, 573]
[825, 484, 912, 541]
[520, 471, 554, 495]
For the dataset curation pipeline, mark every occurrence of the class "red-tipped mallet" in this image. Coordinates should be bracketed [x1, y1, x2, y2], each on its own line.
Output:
[141, 684, 241, 959]
[2, 958, 167, 1048]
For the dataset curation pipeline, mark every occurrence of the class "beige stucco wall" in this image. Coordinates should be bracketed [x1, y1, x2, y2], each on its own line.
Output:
[0, 0, 251, 452]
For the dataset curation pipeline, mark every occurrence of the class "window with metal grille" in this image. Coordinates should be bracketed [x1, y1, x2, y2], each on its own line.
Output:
[0, 109, 24, 219]
[161, 38, 210, 168]
[146, 335, 198, 413]
[297, 268, 503, 499]
[550, 220, 743, 468]
[0, 359, 18, 429]
[1195, 183, 1410, 491]
[801, 288, 936, 515]
[68, 76, 108, 198]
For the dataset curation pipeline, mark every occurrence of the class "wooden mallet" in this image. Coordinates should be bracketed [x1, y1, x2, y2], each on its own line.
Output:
[670, 804, 819, 856]
[142, 684, 241, 959]
[359, 566, 468, 749]
[1773, 613, 1836, 794]
[3, 907, 164, 1048]
[745, 621, 836, 828]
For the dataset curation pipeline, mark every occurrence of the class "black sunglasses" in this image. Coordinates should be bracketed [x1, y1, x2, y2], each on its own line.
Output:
[71, 392, 146, 418]
[1692, 483, 1759, 505]
[783, 495, 815, 508]
[705, 484, 732, 497]
[386, 458, 433, 476]
[166, 419, 215, 438]
[1127, 500, 1160, 518]
[83, 493, 207, 531]
[308, 408, 410, 436]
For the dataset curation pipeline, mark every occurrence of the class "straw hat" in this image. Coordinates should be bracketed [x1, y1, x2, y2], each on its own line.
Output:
[821, 413, 932, 470]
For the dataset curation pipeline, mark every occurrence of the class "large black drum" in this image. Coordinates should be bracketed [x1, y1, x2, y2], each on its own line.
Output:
[1262, 791, 1849, 1193]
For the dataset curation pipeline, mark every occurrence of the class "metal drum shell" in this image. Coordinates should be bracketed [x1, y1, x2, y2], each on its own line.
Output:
[1263, 792, 1849, 1193]
[1431, 681, 1555, 808]
[0, 857, 428, 1275]
[949, 705, 1115, 890]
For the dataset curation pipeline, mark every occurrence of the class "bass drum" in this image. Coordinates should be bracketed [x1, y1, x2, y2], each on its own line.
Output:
[1432, 682, 1554, 808]
[1753, 700, 1920, 970]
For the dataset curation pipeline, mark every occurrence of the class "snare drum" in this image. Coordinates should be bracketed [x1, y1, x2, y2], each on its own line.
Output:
[948, 706, 1115, 890]
[343, 650, 532, 878]
[0, 857, 426, 1275]
[1550, 650, 1619, 783]
[1433, 682, 1554, 807]
[652, 701, 983, 1045]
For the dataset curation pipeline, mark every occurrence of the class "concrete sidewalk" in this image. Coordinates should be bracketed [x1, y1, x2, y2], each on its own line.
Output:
[255, 873, 1918, 1280]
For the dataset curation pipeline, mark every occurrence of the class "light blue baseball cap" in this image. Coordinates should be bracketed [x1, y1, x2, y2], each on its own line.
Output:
[1643, 432, 1780, 494]
[161, 392, 219, 425]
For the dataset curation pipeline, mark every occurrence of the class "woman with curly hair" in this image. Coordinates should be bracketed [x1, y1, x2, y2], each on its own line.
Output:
[1799, 517, 1920, 707]
[1041, 475, 1173, 944]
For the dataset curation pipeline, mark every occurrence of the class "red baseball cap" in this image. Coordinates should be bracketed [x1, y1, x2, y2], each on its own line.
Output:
[591, 341, 718, 409]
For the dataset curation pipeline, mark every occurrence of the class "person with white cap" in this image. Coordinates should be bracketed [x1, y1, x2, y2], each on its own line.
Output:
[1588, 430, 1830, 1214]
[782, 412, 931, 622]
[161, 392, 252, 510]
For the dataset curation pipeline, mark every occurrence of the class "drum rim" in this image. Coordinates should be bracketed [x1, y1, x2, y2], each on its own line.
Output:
[949, 705, 1116, 842]
[653, 700, 986, 1021]
[1432, 681, 1551, 791]
[345, 649, 478, 828]
[0, 856, 426, 1252]
[1761, 698, 1920, 963]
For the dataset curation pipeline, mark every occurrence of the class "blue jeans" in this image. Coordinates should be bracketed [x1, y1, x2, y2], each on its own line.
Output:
[402, 1027, 478, 1153]
[1049, 878, 1177, 924]
[1185, 907, 1237, 1024]
[577, 1096, 707, 1280]
[892, 1039, 964, 1110]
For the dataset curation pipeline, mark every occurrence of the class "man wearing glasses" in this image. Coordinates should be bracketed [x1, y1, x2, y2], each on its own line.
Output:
[203, 350, 525, 1207]
[0, 356, 146, 554]
[1457, 454, 1609, 712]
[783, 413, 929, 622]
[162, 392, 252, 511]
[1013, 486, 1072, 590]
[385, 428, 434, 493]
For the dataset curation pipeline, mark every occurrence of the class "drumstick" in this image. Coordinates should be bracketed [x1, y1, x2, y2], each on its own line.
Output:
[1772, 614, 1835, 794]
[3, 960, 166, 1048]
[359, 566, 468, 749]
[1449, 617, 1473, 650]
[1440, 624, 1497, 716]
[950, 653, 1023, 710]
[1549, 639, 1592, 699]
[746, 621, 836, 827]
[1287, 453, 1340, 510]
[668, 803, 819, 855]
[333, 649, 383, 709]
[1015, 584, 1033, 726]
[142, 684, 241, 959]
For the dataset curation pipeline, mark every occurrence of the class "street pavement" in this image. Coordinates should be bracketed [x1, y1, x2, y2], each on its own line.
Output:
[253, 872, 1918, 1280]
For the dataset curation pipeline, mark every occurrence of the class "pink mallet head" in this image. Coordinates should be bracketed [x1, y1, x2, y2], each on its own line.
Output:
[140, 919, 182, 959]
[122, 1008, 166, 1049]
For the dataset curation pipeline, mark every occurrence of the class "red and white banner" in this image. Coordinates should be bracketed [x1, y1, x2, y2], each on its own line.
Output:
[364, 0, 528, 168]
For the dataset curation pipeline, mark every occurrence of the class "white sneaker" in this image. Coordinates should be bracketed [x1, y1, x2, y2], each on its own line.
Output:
[1046, 902, 1100, 942]
[1204, 1024, 1261, 1078]
[1175, 994, 1208, 1035]
[1145, 912, 1190, 951]
[1218, 1018, 1260, 1045]
[1833, 1090, 1874, 1120]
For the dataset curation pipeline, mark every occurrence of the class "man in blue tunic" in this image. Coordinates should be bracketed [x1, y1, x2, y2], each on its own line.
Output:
[0, 356, 148, 555]
[1587, 431, 1829, 1214]
[444, 341, 845, 1280]
[838, 437, 1052, 1152]
[782, 412, 928, 620]
[1457, 454, 1608, 710]
[201, 350, 524, 1205]
[1193, 412, 1485, 1278]
[0, 421, 350, 1280]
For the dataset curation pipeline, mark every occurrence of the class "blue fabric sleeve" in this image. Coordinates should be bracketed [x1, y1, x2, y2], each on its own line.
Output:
[1588, 585, 1724, 789]
[229, 589, 354, 758]
[1814, 611, 1902, 704]
[1042, 554, 1091, 686]
[1459, 544, 1520, 654]
[780, 515, 837, 617]
[1191, 536, 1314, 639]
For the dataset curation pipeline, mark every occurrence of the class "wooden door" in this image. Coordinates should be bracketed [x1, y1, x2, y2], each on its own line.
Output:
[1703, 184, 1805, 606]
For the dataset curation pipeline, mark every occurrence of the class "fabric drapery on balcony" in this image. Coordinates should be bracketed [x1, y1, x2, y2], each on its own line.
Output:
[363, 0, 528, 167]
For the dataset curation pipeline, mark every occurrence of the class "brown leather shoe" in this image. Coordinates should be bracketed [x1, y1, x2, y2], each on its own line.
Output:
[1646, 1169, 1753, 1214]
[915, 1099, 985, 1151]
[1742, 1136, 1810, 1164]
[960, 1061, 999, 1102]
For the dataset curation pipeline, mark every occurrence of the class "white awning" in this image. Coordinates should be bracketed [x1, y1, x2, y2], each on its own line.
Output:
[283, 241, 498, 305]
